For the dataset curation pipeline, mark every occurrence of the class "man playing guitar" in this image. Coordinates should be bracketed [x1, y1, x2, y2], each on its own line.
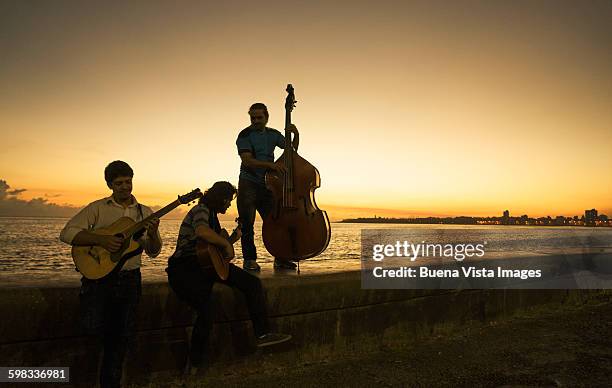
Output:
[59, 160, 162, 388]
[166, 181, 291, 374]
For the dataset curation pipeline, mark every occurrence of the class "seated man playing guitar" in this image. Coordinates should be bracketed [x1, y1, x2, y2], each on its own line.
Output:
[59, 160, 162, 388]
[166, 181, 291, 373]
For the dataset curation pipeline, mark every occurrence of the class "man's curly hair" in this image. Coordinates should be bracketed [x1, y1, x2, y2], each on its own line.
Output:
[200, 181, 237, 211]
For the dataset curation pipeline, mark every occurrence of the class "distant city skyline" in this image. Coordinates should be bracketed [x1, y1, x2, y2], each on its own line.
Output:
[344, 208, 611, 227]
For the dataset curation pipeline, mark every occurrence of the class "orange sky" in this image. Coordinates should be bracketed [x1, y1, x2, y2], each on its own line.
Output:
[1, 1, 611, 220]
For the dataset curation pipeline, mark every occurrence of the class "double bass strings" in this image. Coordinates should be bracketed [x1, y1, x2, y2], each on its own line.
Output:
[283, 132, 294, 208]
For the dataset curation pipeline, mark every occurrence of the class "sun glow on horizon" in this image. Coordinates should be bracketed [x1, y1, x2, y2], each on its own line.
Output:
[1, 2, 610, 219]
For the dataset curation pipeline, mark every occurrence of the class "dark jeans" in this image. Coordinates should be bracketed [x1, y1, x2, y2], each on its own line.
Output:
[237, 178, 274, 261]
[79, 269, 141, 388]
[166, 257, 270, 366]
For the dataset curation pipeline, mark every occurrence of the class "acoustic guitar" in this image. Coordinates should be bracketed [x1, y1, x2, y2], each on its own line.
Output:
[72, 189, 202, 280]
[195, 218, 241, 280]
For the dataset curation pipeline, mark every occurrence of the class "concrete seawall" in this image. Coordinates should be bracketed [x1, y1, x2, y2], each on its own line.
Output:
[0, 269, 609, 387]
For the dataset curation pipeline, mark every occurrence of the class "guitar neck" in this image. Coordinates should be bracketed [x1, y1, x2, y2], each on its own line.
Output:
[124, 199, 181, 237]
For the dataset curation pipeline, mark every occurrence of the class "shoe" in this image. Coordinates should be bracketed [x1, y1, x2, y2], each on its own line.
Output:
[274, 258, 297, 270]
[184, 362, 198, 377]
[183, 357, 207, 377]
[256, 332, 292, 347]
[243, 259, 261, 271]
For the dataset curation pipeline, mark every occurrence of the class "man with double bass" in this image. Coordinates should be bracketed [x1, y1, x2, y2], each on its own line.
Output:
[236, 102, 299, 271]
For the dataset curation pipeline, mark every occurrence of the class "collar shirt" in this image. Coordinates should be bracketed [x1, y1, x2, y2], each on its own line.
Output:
[60, 195, 162, 271]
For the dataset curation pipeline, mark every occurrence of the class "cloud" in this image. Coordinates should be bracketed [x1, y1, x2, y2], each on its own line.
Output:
[0, 180, 10, 200]
[0, 179, 79, 217]
[8, 188, 27, 196]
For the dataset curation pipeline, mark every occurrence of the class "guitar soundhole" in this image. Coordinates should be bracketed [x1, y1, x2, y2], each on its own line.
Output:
[88, 247, 101, 264]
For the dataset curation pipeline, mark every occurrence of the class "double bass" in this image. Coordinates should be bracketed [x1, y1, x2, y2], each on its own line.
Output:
[263, 84, 331, 261]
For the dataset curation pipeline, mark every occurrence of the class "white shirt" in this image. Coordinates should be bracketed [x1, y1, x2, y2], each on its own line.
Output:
[60, 195, 162, 271]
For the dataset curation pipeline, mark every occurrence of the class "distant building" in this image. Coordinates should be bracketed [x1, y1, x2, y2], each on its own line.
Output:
[554, 216, 566, 226]
[502, 210, 510, 225]
[585, 209, 598, 226]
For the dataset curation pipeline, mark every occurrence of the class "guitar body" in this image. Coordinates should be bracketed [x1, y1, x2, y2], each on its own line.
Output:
[195, 230, 231, 280]
[72, 217, 143, 280]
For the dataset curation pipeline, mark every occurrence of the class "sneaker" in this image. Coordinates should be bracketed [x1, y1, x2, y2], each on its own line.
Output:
[183, 357, 207, 377]
[243, 259, 261, 271]
[256, 332, 292, 347]
[274, 258, 297, 270]
[184, 362, 198, 377]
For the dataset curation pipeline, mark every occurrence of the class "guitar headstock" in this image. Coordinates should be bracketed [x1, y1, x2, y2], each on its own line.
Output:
[285, 84, 297, 112]
[179, 188, 203, 205]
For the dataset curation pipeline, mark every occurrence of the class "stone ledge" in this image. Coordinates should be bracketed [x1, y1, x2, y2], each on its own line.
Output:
[0, 269, 609, 387]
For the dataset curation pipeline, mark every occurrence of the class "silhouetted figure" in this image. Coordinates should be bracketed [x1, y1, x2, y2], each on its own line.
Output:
[236, 103, 299, 271]
[60, 160, 162, 388]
